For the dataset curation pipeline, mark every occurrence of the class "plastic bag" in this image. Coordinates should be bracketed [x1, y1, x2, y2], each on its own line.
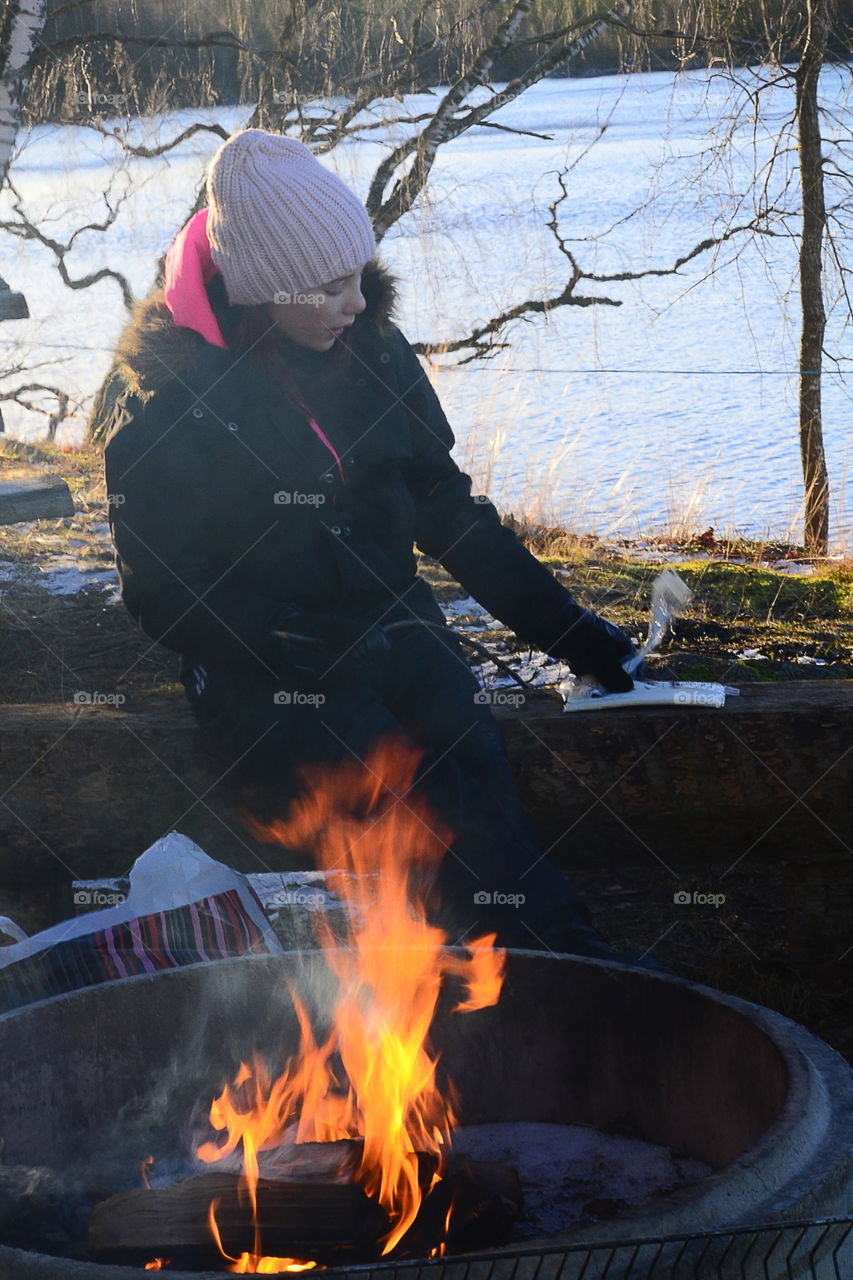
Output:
[0, 832, 282, 1014]
[624, 568, 694, 675]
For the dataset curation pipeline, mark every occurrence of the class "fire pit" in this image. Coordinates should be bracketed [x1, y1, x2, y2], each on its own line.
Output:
[0, 949, 850, 1279]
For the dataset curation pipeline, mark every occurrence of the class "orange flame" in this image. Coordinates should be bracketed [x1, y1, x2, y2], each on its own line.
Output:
[197, 737, 505, 1265]
[206, 1199, 317, 1274]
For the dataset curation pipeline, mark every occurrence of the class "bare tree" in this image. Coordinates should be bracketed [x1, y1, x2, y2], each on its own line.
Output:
[705, 0, 847, 554]
[597, 0, 850, 553]
[795, 0, 834, 553]
[0, 0, 50, 321]
[0, 0, 47, 186]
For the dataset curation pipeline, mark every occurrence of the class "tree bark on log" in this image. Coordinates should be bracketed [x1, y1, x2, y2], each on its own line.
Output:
[89, 1170, 389, 1267]
[89, 1154, 521, 1267]
[0, 470, 74, 524]
[0, 684, 851, 920]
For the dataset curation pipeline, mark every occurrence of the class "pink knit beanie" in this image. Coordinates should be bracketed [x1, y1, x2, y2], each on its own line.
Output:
[205, 129, 376, 305]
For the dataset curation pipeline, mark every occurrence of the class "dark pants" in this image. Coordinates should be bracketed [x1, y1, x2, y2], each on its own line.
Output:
[183, 622, 612, 957]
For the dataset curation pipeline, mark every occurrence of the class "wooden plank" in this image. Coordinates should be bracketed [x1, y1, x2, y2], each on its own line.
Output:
[0, 471, 74, 524]
[0, 684, 850, 906]
[499, 680, 853, 871]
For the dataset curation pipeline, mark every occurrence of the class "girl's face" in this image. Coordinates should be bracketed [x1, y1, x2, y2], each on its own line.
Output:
[265, 268, 367, 352]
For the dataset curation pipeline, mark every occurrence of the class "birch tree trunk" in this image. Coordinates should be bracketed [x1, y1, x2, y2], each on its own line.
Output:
[795, 0, 832, 555]
[0, 0, 49, 329]
[0, 0, 48, 188]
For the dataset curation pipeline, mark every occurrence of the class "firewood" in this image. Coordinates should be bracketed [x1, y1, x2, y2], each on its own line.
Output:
[88, 1170, 389, 1268]
[88, 1149, 522, 1268]
[395, 1154, 523, 1258]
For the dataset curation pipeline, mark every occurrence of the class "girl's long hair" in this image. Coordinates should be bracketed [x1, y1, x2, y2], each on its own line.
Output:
[227, 300, 354, 415]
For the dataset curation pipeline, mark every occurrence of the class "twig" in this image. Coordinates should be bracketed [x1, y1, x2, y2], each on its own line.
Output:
[0, 180, 134, 309]
[87, 120, 229, 158]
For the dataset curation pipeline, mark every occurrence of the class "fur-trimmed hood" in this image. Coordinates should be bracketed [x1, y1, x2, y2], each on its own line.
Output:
[111, 256, 399, 402]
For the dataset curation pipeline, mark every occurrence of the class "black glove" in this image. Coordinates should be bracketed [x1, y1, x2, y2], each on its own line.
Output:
[546, 602, 636, 693]
[270, 606, 391, 680]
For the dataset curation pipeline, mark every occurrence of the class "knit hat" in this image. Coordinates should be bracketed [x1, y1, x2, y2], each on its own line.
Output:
[205, 129, 376, 305]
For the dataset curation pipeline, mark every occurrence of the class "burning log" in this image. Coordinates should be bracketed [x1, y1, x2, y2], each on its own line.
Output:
[399, 1152, 523, 1257]
[87, 1153, 522, 1269]
[88, 1170, 389, 1268]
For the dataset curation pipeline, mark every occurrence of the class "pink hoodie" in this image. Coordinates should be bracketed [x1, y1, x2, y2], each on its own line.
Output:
[163, 208, 228, 350]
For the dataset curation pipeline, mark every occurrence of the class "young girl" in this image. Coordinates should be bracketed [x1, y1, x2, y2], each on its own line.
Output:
[104, 129, 639, 959]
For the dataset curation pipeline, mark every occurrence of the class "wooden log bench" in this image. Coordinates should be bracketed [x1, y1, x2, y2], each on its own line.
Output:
[0, 277, 28, 324]
[0, 467, 74, 525]
[0, 684, 849, 915]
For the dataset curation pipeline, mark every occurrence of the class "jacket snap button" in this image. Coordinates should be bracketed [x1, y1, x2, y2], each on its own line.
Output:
[356, 377, 367, 388]
[330, 525, 342, 536]
[226, 421, 239, 432]
[342, 525, 352, 537]
[379, 352, 391, 365]
[191, 407, 204, 419]
[323, 474, 334, 485]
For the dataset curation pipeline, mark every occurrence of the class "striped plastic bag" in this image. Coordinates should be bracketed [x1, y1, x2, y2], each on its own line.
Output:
[0, 832, 282, 1014]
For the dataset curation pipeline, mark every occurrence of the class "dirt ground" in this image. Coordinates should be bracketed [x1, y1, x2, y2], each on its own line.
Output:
[1, 439, 851, 1066]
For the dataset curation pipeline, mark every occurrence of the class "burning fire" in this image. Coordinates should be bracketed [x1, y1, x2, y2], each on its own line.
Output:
[207, 1200, 317, 1273]
[196, 737, 504, 1270]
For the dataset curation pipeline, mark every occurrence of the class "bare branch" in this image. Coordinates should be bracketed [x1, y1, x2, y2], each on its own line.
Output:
[414, 164, 779, 364]
[367, 0, 538, 236]
[87, 119, 229, 159]
[366, 0, 645, 238]
[1, 180, 134, 308]
[0, 383, 77, 439]
[474, 118, 554, 141]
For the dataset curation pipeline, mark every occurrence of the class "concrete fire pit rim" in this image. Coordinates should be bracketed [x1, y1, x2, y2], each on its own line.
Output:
[0, 952, 849, 1278]
[0, 946, 824, 1162]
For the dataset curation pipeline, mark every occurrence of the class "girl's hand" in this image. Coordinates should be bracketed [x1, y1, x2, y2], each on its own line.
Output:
[547, 605, 636, 693]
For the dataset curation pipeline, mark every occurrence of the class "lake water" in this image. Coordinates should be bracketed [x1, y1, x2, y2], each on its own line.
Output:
[3, 68, 851, 544]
